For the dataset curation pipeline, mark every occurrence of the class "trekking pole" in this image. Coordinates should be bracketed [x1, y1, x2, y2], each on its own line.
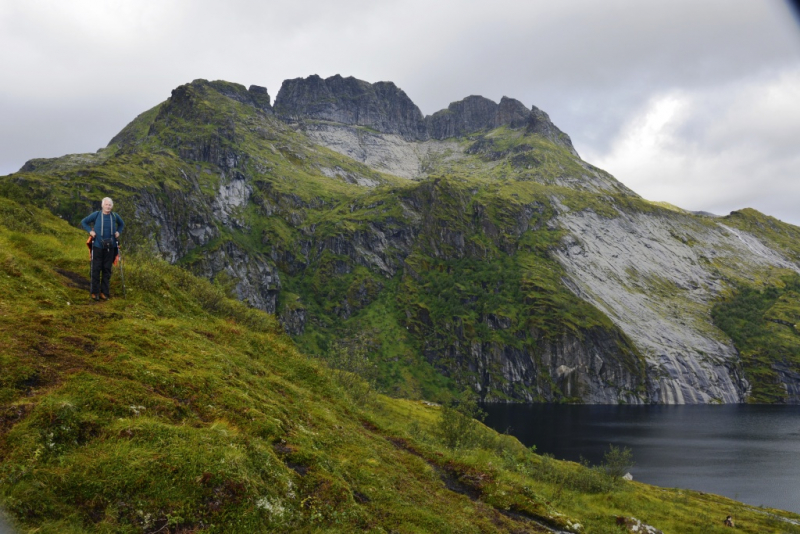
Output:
[118, 241, 127, 298]
[89, 237, 94, 299]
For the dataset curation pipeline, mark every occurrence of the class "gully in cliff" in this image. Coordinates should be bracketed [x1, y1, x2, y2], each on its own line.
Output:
[81, 197, 125, 301]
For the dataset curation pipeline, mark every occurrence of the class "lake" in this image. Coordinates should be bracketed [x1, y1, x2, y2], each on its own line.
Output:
[481, 404, 800, 514]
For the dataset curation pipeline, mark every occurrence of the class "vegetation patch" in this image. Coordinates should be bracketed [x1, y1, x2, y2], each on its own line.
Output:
[711, 274, 800, 403]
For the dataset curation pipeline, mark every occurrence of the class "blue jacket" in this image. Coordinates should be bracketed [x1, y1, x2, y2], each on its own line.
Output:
[81, 211, 124, 248]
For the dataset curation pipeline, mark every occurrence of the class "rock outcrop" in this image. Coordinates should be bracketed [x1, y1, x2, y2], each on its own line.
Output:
[274, 74, 428, 140]
[551, 208, 800, 403]
[424, 95, 573, 152]
[426, 95, 501, 139]
[188, 240, 280, 313]
[247, 84, 272, 111]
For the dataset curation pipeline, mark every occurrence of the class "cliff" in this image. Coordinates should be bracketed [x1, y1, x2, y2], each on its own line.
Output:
[273, 75, 578, 156]
[274, 74, 427, 140]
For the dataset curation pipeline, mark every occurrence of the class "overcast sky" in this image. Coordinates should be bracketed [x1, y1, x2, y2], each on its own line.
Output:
[1, 0, 799, 224]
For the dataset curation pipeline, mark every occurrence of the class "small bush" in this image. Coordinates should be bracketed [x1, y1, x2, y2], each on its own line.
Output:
[600, 444, 634, 480]
[527, 446, 633, 496]
[324, 331, 380, 404]
[438, 391, 486, 450]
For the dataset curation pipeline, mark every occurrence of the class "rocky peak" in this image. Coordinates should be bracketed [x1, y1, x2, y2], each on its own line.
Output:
[247, 85, 272, 111]
[270, 74, 577, 154]
[425, 94, 576, 154]
[424, 95, 539, 138]
[496, 96, 532, 129]
[273, 74, 428, 140]
[526, 105, 578, 156]
[153, 80, 274, 121]
[425, 95, 498, 139]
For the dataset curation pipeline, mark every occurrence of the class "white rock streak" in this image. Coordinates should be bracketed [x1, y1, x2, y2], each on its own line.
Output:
[553, 206, 797, 403]
[304, 122, 461, 180]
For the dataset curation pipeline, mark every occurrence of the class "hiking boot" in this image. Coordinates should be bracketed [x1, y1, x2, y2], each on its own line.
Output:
[99, 293, 108, 301]
[91, 294, 99, 301]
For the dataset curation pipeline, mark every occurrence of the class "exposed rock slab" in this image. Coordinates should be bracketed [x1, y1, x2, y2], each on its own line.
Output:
[304, 122, 462, 180]
[552, 206, 799, 403]
[188, 241, 280, 314]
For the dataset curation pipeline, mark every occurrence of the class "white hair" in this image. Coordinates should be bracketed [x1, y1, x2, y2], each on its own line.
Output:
[101, 197, 114, 207]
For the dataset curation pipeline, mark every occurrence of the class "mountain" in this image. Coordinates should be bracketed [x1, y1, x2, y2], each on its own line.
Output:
[2, 195, 800, 533]
[2, 75, 799, 405]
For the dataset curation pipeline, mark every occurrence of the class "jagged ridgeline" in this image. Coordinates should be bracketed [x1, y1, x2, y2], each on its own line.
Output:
[3, 74, 800, 404]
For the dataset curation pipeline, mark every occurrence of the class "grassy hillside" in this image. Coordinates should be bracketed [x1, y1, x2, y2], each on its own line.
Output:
[2, 198, 800, 533]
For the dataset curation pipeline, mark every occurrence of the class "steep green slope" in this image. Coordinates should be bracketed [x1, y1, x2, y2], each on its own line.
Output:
[290, 175, 647, 401]
[703, 210, 800, 402]
[712, 274, 800, 403]
[2, 197, 800, 533]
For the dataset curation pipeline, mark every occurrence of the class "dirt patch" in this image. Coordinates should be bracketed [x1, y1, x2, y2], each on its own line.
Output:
[383, 434, 484, 500]
[273, 440, 309, 476]
[55, 268, 90, 290]
[0, 403, 33, 434]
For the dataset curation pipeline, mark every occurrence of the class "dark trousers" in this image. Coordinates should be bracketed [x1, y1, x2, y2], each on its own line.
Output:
[90, 245, 116, 296]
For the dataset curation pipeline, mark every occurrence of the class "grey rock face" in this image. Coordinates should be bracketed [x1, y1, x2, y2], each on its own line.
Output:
[425, 95, 499, 139]
[273, 74, 577, 153]
[133, 180, 280, 314]
[248, 85, 272, 111]
[552, 207, 799, 404]
[305, 122, 461, 180]
[135, 184, 217, 264]
[497, 96, 533, 128]
[775, 362, 800, 404]
[279, 304, 306, 336]
[188, 240, 280, 314]
[274, 74, 428, 140]
[526, 106, 579, 157]
[424, 95, 551, 140]
[463, 329, 645, 403]
[212, 174, 252, 227]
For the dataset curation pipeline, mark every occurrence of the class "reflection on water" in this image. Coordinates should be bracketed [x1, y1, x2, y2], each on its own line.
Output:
[481, 404, 800, 514]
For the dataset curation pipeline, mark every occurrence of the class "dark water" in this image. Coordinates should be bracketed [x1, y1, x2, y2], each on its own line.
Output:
[482, 404, 800, 514]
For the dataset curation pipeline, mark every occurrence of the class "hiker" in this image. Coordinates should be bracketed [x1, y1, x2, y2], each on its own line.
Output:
[81, 197, 124, 301]
[724, 515, 735, 527]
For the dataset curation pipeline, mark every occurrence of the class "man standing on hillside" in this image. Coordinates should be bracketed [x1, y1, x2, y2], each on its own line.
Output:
[81, 197, 124, 301]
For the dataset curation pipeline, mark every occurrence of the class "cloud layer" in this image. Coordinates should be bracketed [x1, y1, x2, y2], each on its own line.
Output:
[585, 67, 800, 223]
[1, 0, 798, 223]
